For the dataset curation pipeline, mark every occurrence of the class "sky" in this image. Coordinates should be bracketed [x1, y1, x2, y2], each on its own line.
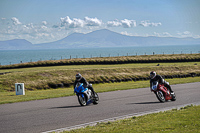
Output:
[0, 0, 200, 44]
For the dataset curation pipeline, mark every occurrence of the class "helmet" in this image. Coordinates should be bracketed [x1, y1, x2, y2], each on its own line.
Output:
[150, 71, 156, 79]
[76, 73, 82, 81]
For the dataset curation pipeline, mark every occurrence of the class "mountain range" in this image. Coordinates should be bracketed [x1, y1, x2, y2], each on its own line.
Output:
[0, 29, 200, 50]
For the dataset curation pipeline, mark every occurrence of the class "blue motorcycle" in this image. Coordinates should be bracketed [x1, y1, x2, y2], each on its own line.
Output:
[74, 82, 99, 106]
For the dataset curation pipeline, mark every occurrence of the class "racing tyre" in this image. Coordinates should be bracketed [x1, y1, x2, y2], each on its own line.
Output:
[93, 92, 99, 105]
[156, 91, 165, 103]
[171, 92, 176, 101]
[78, 94, 87, 106]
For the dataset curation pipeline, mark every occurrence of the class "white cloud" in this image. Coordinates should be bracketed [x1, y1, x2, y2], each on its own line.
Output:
[177, 31, 193, 37]
[121, 31, 134, 36]
[61, 16, 74, 27]
[139, 20, 161, 27]
[107, 19, 136, 28]
[2, 16, 199, 44]
[162, 32, 172, 37]
[153, 32, 161, 37]
[11, 17, 22, 25]
[121, 19, 136, 28]
[107, 20, 122, 27]
[70, 18, 85, 28]
[42, 21, 47, 26]
[60, 16, 85, 28]
[152, 32, 172, 37]
[60, 16, 102, 28]
[183, 31, 191, 35]
[84, 16, 102, 26]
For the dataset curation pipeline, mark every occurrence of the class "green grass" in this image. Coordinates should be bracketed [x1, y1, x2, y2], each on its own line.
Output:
[0, 77, 199, 104]
[64, 105, 200, 133]
[1, 53, 199, 69]
[0, 54, 199, 104]
[0, 62, 200, 91]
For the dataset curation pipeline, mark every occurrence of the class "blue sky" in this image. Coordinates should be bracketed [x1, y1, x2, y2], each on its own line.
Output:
[0, 0, 199, 44]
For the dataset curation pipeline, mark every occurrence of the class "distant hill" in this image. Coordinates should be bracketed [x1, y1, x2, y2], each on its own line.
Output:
[35, 29, 200, 49]
[0, 39, 34, 50]
[0, 29, 200, 50]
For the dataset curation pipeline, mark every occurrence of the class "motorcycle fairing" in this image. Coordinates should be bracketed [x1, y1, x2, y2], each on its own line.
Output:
[74, 83, 88, 94]
[158, 84, 172, 100]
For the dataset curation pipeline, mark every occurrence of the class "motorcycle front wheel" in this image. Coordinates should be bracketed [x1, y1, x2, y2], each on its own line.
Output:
[78, 94, 87, 106]
[171, 92, 176, 101]
[156, 91, 165, 103]
[93, 92, 99, 105]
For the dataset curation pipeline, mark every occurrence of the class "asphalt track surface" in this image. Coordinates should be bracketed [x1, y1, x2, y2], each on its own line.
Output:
[0, 82, 200, 133]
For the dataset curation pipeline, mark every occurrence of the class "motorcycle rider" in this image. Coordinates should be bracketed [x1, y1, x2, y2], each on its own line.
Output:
[150, 71, 174, 94]
[74, 73, 95, 95]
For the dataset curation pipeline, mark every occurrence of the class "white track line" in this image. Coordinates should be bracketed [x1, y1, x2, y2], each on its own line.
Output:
[42, 102, 200, 133]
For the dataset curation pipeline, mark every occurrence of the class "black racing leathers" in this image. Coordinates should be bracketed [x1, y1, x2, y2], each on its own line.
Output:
[150, 75, 173, 92]
[74, 77, 95, 94]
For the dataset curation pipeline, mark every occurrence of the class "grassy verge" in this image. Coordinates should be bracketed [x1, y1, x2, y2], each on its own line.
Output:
[0, 77, 199, 104]
[1, 54, 199, 69]
[64, 105, 200, 133]
[0, 62, 200, 91]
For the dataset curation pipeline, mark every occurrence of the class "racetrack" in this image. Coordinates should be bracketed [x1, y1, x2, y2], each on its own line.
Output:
[0, 82, 200, 133]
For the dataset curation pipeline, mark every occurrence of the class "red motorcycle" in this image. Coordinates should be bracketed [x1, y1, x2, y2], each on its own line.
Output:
[151, 81, 176, 102]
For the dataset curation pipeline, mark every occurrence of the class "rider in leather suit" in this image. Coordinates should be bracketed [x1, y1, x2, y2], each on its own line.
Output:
[74, 73, 95, 95]
[150, 71, 174, 94]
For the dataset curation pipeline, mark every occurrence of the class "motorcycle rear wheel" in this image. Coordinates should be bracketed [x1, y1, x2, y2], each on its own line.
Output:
[156, 91, 165, 103]
[78, 94, 87, 106]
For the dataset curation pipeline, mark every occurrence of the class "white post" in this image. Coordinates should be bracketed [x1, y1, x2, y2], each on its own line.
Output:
[15, 83, 25, 95]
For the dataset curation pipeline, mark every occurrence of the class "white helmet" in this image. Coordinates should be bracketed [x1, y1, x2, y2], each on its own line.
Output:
[150, 71, 156, 79]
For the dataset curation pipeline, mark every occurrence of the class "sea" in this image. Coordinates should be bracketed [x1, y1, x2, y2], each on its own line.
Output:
[0, 45, 200, 66]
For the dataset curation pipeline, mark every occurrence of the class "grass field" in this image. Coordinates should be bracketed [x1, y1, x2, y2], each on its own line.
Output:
[0, 54, 200, 104]
[0, 77, 199, 104]
[64, 105, 200, 133]
[0, 61, 199, 91]
[1, 53, 199, 69]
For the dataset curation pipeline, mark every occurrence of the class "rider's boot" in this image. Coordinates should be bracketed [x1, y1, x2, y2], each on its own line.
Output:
[165, 84, 174, 95]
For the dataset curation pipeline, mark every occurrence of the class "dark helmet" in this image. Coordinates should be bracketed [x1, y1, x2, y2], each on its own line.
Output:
[150, 71, 156, 79]
[75, 73, 82, 81]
